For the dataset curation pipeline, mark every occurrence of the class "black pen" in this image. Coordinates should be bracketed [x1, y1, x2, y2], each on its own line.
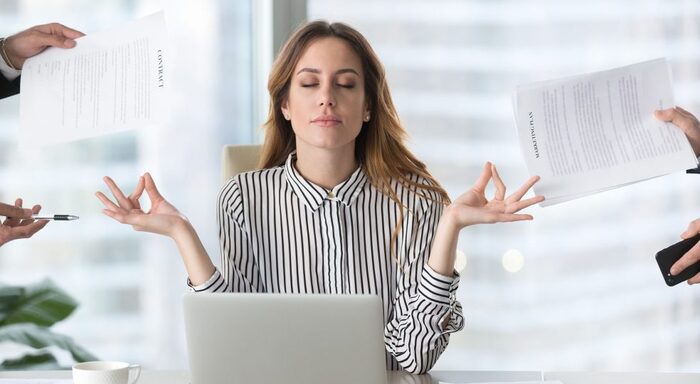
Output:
[31, 214, 80, 221]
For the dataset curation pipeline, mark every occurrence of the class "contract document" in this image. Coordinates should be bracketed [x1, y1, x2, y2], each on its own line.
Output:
[19, 12, 167, 148]
[512, 58, 697, 206]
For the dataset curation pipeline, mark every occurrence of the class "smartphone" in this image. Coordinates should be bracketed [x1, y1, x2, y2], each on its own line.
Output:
[656, 233, 700, 286]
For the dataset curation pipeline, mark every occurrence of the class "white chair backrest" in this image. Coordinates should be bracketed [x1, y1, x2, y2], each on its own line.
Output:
[221, 144, 262, 183]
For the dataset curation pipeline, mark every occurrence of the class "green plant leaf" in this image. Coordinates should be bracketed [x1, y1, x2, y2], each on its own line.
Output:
[0, 323, 98, 362]
[0, 350, 61, 370]
[0, 285, 23, 323]
[0, 279, 77, 327]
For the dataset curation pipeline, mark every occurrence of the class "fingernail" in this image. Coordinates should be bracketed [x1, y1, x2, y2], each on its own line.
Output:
[65, 39, 76, 47]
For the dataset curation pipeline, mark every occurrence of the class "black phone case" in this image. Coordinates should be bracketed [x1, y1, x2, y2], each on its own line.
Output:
[656, 233, 700, 286]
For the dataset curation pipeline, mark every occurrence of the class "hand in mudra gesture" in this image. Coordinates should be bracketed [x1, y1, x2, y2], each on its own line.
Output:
[96, 172, 214, 284]
[444, 162, 544, 229]
[96, 172, 188, 237]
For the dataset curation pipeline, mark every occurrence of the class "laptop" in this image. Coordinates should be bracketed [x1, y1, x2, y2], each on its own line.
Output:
[183, 293, 388, 384]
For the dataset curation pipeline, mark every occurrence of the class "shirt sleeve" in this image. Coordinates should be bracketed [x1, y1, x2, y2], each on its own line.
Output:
[383, 196, 465, 374]
[188, 176, 263, 293]
[0, 52, 20, 82]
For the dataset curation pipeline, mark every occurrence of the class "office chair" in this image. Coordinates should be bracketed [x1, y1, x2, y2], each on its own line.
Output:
[221, 144, 262, 183]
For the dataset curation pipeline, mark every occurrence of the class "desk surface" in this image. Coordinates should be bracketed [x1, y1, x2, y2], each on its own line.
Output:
[1, 370, 699, 383]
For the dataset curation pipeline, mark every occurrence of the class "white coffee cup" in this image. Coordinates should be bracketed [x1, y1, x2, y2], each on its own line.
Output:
[72, 361, 141, 384]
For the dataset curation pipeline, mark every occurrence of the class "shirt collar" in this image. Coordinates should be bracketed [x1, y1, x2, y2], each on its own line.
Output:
[285, 151, 367, 211]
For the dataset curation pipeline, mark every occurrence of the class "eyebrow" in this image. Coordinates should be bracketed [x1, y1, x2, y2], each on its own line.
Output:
[296, 68, 360, 76]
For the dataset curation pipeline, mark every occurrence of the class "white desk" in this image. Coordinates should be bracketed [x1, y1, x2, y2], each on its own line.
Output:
[543, 371, 700, 384]
[0, 370, 535, 383]
[1, 370, 699, 383]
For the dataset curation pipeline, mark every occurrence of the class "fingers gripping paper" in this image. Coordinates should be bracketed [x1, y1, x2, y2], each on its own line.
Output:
[19, 12, 167, 148]
[512, 58, 698, 206]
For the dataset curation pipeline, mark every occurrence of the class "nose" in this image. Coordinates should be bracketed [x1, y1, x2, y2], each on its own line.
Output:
[318, 84, 336, 107]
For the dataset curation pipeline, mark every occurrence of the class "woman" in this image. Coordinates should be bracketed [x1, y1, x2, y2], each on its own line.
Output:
[96, 21, 544, 373]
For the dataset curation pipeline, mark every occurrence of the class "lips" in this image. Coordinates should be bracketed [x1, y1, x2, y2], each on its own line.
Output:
[311, 115, 341, 127]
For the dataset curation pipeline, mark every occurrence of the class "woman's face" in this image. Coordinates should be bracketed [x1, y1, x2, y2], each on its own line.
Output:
[282, 37, 368, 154]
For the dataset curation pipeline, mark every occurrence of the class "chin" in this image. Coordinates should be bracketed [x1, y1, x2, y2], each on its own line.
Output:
[300, 137, 357, 152]
[311, 141, 347, 150]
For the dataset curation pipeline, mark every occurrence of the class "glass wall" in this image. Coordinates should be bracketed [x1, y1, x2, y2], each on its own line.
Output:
[309, 0, 700, 371]
[0, 0, 255, 368]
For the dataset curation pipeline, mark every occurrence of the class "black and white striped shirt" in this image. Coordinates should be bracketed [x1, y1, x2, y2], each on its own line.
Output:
[191, 152, 465, 374]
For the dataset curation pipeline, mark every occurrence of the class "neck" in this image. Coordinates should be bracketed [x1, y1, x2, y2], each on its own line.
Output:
[295, 145, 358, 190]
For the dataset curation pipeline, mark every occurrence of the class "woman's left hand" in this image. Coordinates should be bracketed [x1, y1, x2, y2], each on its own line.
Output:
[443, 162, 544, 230]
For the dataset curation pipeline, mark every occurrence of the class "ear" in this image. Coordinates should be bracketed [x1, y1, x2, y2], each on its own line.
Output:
[281, 99, 290, 120]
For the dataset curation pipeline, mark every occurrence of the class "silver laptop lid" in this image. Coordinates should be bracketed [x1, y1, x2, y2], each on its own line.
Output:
[183, 293, 387, 384]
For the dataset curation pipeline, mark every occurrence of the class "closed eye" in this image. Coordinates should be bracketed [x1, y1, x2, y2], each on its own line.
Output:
[301, 83, 319, 88]
[337, 83, 355, 89]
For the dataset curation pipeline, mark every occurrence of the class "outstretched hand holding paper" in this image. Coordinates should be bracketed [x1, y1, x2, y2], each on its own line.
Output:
[19, 12, 167, 148]
[512, 58, 698, 206]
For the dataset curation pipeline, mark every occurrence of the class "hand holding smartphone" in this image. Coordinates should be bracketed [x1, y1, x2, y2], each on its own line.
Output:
[656, 233, 700, 286]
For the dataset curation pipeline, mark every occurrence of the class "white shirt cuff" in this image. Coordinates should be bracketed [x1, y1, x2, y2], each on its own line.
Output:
[0, 51, 20, 81]
[187, 269, 222, 292]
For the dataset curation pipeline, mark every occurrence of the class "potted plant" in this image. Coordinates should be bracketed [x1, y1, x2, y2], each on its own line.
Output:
[0, 279, 97, 369]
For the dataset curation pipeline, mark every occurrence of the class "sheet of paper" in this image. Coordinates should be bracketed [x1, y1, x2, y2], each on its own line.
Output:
[19, 12, 167, 148]
[512, 58, 697, 206]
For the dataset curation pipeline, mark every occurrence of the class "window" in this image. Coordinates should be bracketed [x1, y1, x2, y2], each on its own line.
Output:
[309, 0, 700, 371]
[0, 0, 256, 368]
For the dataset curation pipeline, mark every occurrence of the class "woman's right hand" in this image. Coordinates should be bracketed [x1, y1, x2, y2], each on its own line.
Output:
[96, 172, 188, 237]
[97, 172, 216, 285]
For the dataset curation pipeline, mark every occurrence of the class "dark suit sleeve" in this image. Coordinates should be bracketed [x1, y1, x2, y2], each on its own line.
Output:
[0, 74, 20, 99]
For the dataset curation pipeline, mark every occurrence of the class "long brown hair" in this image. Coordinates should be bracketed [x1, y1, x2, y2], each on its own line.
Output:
[259, 20, 451, 260]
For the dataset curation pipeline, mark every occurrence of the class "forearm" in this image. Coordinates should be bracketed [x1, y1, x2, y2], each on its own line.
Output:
[171, 219, 216, 286]
[428, 208, 460, 277]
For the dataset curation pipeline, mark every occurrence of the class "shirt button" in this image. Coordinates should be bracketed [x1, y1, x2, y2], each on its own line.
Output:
[328, 191, 335, 198]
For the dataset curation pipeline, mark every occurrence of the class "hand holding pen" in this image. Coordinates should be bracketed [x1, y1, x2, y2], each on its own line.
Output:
[0, 198, 49, 247]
